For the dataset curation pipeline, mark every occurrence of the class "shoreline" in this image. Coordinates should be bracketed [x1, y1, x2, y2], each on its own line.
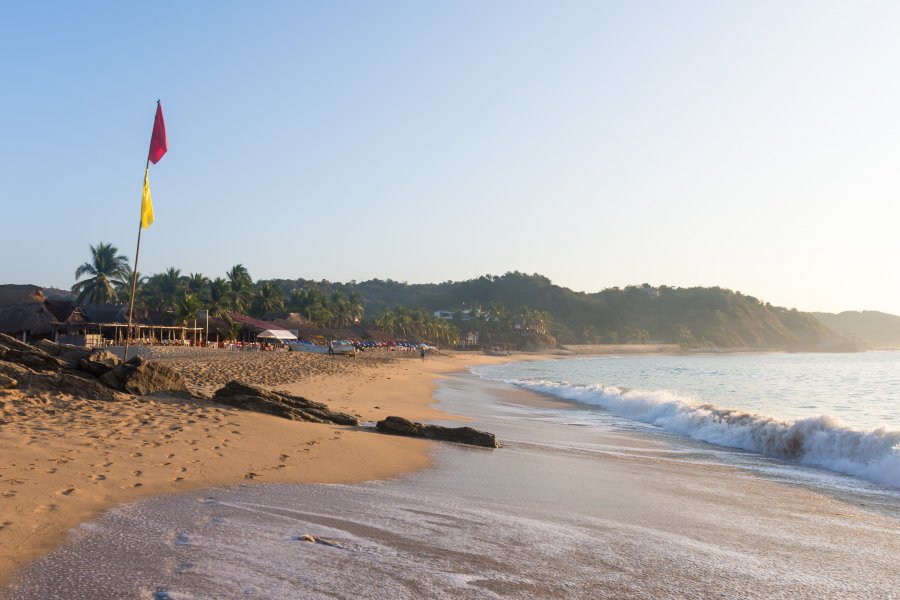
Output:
[0, 349, 546, 588]
[8, 363, 898, 597]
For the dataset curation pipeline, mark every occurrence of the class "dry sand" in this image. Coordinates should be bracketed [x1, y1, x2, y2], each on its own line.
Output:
[0, 348, 533, 585]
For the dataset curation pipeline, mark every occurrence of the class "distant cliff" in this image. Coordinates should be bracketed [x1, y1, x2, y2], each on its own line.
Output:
[813, 311, 900, 349]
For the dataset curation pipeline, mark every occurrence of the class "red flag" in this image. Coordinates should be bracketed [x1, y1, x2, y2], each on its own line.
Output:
[148, 102, 168, 165]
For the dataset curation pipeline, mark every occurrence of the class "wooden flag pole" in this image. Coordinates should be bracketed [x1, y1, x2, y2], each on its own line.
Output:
[124, 100, 164, 363]
[123, 157, 151, 363]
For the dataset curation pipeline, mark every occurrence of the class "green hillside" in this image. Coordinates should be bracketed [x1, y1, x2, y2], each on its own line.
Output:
[270, 272, 852, 350]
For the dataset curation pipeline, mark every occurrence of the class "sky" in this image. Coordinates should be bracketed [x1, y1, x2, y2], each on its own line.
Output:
[2, 1, 899, 314]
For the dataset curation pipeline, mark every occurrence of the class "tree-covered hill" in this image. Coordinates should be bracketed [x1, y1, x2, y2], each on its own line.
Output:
[269, 272, 850, 350]
[812, 311, 900, 349]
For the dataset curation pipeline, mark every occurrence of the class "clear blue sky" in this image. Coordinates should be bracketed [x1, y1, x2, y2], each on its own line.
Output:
[2, 1, 899, 314]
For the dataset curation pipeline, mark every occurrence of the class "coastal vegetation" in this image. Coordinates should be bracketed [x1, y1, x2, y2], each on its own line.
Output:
[70, 245, 849, 349]
[270, 272, 849, 350]
[71, 242, 130, 304]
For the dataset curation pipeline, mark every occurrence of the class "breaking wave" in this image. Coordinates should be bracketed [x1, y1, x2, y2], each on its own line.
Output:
[489, 378, 900, 489]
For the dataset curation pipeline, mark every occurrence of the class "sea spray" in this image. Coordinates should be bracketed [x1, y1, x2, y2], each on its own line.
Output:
[480, 377, 900, 489]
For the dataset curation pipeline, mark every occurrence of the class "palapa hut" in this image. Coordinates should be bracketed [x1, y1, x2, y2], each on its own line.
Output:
[0, 303, 58, 341]
[0, 285, 57, 341]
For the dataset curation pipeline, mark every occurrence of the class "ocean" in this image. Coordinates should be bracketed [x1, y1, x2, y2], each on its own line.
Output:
[6, 353, 899, 599]
[472, 351, 900, 491]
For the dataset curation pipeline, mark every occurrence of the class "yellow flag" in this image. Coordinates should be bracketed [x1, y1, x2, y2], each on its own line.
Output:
[141, 168, 155, 229]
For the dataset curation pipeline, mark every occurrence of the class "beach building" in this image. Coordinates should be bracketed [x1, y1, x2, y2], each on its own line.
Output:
[0, 285, 59, 342]
[52, 304, 202, 347]
[0, 284, 203, 347]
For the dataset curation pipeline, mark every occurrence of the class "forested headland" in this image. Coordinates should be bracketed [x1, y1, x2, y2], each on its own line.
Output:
[62, 243, 859, 350]
[269, 272, 855, 351]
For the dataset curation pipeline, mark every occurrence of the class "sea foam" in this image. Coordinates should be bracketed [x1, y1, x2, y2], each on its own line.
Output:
[488, 377, 900, 489]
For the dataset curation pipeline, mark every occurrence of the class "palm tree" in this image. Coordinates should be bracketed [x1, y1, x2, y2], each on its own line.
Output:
[143, 267, 184, 312]
[226, 264, 253, 312]
[177, 293, 202, 324]
[114, 265, 145, 305]
[208, 277, 232, 317]
[186, 273, 210, 300]
[327, 292, 352, 328]
[250, 281, 285, 317]
[71, 242, 130, 304]
[347, 290, 365, 324]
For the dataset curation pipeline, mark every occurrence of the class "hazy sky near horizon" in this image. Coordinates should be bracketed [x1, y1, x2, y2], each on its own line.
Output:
[2, 1, 899, 314]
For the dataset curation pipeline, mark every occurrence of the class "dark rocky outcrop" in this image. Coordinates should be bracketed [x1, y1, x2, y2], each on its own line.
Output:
[0, 373, 16, 389]
[32, 339, 93, 364]
[213, 380, 359, 426]
[6, 349, 70, 373]
[25, 371, 124, 402]
[375, 416, 500, 448]
[0, 335, 188, 400]
[0, 358, 33, 382]
[100, 356, 191, 396]
[0, 333, 36, 354]
[76, 349, 121, 376]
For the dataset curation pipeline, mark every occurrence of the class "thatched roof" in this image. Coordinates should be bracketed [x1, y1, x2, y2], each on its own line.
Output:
[45, 300, 84, 323]
[0, 285, 45, 307]
[0, 303, 57, 335]
[80, 303, 130, 324]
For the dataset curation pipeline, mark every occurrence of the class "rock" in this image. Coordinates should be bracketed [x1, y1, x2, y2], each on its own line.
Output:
[0, 333, 36, 354]
[0, 359, 33, 382]
[77, 349, 121, 376]
[24, 371, 125, 402]
[375, 416, 500, 448]
[100, 356, 191, 396]
[31, 339, 92, 363]
[299, 534, 317, 543]
[0, 346, 69, 373]
[31, 339, 63, 356]
[212, 380, 360, 426]
[0, 373, 16, 389]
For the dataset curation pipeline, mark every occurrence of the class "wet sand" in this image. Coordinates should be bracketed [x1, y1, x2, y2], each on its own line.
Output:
[5, 371, 898, 598]
[0, 349, 533, 586]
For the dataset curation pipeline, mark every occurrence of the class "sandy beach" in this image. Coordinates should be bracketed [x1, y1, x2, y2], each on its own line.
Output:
[3, 347, 898, 598]
[0, 348, 528, 587]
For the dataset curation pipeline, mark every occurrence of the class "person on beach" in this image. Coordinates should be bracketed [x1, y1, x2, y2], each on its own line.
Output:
[420, 346, 426, 362]
[328, 340, 334, 356]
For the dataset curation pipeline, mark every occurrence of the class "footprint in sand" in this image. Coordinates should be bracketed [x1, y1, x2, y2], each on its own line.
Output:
[131, 452, 142, 458]
[132, 470, 143, 477]
[58, 487, 75, 496]
[91, 474, 106, 482]
[0, 520, 12, 531]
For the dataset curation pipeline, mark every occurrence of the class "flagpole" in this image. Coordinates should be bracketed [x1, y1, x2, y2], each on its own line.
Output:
[124, 99, 160, 363]
[123, 155, 151, 363]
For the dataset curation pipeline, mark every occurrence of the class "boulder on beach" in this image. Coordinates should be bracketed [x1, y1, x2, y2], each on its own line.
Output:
[25, 370, 125, 402]
[77, 349, 121, 376]
[375, 416, 500, 448]
[0, 373, 16, 389]
[100, 356, 191, 396]
[213, 380, 360, 426]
